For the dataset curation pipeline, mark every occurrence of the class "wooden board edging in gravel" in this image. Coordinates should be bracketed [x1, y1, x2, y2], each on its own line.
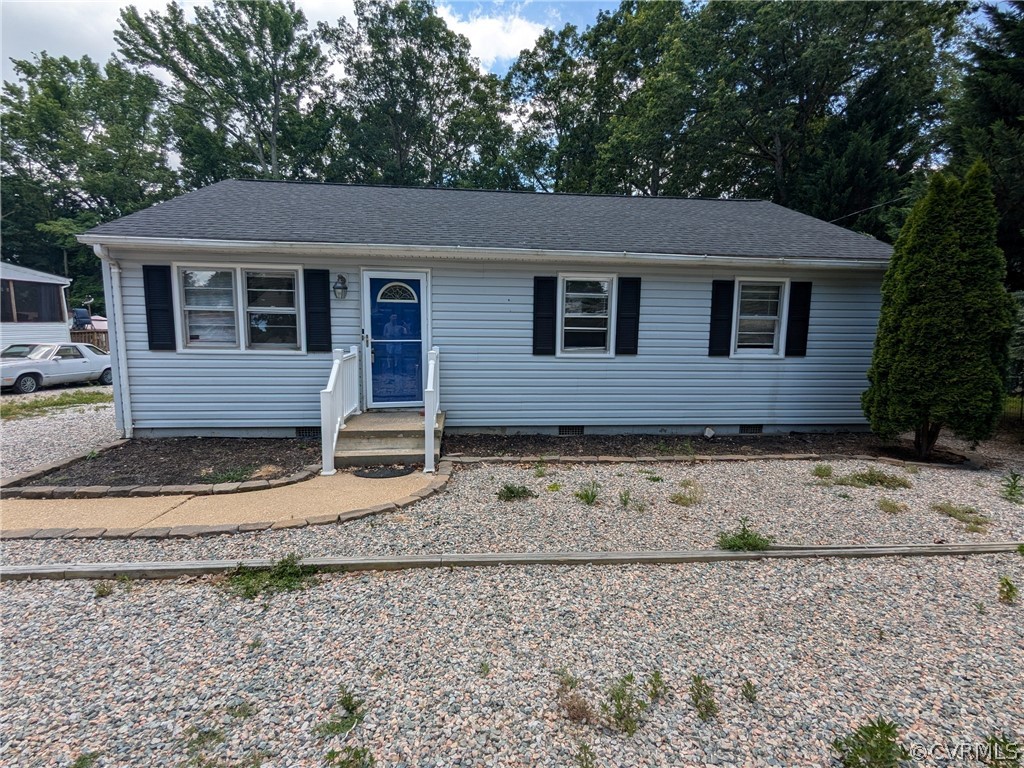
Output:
[444, 452, 977, 471]
[2, 541, 1020, 582]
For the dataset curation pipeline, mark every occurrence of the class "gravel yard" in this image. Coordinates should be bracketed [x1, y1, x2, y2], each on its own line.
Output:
[4, 459, 1023, 567]
[0, 386, 119, 480]
[1, 555, 1021, 767]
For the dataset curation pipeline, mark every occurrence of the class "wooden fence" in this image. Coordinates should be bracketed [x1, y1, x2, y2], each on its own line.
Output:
[70, 330, 109, 351]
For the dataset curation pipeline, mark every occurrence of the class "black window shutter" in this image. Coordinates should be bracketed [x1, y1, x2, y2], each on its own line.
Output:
[614, 277, 641, 355]
[533, 276, 557, 355]
[785, 281, 812, 357]
[708, 280, 735, 356]
[304, 269, 332, 352]
[142, 264, 175, 351]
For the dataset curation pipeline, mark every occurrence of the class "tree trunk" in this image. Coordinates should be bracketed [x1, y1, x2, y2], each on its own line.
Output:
[914, 420, 943, 459]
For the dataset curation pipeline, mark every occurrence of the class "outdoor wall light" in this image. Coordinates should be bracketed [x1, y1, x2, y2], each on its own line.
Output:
[333, 274, 348, 299]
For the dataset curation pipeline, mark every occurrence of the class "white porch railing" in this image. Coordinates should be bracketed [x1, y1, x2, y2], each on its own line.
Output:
[423, 346, 440, 473]
[320, 345, 361, 476]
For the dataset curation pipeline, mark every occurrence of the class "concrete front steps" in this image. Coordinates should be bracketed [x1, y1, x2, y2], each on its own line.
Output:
[334, 411, 445, 468]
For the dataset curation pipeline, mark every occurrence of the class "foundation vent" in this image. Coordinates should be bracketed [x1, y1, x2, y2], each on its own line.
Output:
[558, 425, 585, 437]
[296, 426, 321, 440]
[739, 424, 763, 435]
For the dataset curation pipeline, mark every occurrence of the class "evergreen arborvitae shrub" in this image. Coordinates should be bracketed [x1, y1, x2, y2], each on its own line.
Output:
[862, 161, 1015, 458]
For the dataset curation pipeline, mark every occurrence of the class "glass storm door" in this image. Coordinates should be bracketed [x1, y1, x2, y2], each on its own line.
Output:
[363, 272, 427, 407]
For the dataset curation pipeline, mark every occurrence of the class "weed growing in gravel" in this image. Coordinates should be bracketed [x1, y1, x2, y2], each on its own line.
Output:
[619, 489, 631, 508]
[70, 753, 100, 768]
[556, 669, 595, 724]
[478, 660, 491, 677]
[315, 686, 366, 738]
[206, 465, 256, 484]
[632, 499, 648, 513]
[812, 464, 834, 479]
[669, 479, 703, 507]
[998, 576, 1018, 604]
[575, 481, 600, 505]
[716, 518, 774, 551]
[836, 491, 853, 500]
[184, 726, 225, 759]
[976, 601, 988, 615]
[904, 465, 920, 475]
[878, 497, 909, 515]
[325, 746, 375, 768]
[602, 674, 646, 735]
[835, 468, 911, 490]
[93, 581, 113, 599]
[496, 483, 537, 501]
[247, 637, 263, 650]
[688, 674, 719, 721]
[226, 699, 256, 718]
[225, 554, 317, 599]
[981, 733, 1021, 767]
[931, 502, 991, 533]
[1019, 543, 1024, 556]
[642, 471, 664, 482]
[646, 670, 668, 703]
[547, 482, 563, 492]
[85, 449, 100, 460]
[1002, 471, 1023, 503]
[534, 462, 548, 478]
[115, 573, 133, 592]
[741, 680, 757, 704]
[831, 717, 910, 768]
[575, 743, 598, 768]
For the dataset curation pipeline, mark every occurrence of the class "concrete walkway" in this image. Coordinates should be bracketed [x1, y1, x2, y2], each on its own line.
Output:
[0, 471, 436, 535]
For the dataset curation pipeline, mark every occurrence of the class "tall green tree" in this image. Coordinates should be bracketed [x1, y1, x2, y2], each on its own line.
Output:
[862, 162, 1015, 458]
[323, 0, 518, 188]
[116, 0, 337, 183]
[1, 54, 177, 310]
[948, 0, 1024, 289]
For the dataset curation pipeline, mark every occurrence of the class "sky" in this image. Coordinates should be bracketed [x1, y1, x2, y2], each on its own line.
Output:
[0, 0, 616, 83]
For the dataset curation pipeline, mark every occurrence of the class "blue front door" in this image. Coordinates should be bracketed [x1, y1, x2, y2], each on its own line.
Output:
[366, 274, 424, 406]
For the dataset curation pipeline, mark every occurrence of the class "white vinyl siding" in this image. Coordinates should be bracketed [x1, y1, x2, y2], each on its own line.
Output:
[116, 254, 881, 432]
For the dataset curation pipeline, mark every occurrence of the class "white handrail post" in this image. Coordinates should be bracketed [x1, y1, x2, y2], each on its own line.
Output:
[423, 346, 439, 474]
[320, 377, 337, 476]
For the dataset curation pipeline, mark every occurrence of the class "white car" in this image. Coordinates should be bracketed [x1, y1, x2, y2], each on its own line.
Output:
[0, 343, 113, 394]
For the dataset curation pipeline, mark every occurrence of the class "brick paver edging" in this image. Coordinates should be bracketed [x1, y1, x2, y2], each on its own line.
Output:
[0, 445, 321, 499]
[0, 461, 453, 541]
[1, 540, 1020, 582]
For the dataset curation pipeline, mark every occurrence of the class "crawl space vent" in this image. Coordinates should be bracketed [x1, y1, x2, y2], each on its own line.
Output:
[295, 426, 321, 440]
[739, 424, 763, 435]
[558, 425, 585, 437]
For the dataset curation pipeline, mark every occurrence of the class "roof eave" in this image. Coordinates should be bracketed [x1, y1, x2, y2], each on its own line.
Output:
[76, 234, 890, 271]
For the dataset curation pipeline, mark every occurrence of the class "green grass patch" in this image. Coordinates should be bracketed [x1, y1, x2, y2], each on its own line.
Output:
[931, 502, 991, 532]
[496, 483, 537, 501]
[832, 717, 910, 767]
[717, 517, 774, 551]
[206, 465, 256, 484]
[811, 463, 834, 479]
[0, 390, 113, 420]
[546, 482, 563, 492]
[835, 468, 911, 490]
[878, 497, 909, 515]
[998, 576, 1018, 604]
[70, 754, 101, 768]
[325, 746, 375, 768]
[225, 554, 317, 599]
[1002, 471, 1023, 503]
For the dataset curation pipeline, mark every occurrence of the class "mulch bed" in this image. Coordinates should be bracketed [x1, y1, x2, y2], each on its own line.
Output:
[442, 431, 974, 465]
[22, 438, 321, 487]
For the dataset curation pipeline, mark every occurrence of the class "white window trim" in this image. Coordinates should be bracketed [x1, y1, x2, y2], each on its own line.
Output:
[730, 277, 790, 359]
[171, 262, 307, 354]
[556, 272, 618, 359]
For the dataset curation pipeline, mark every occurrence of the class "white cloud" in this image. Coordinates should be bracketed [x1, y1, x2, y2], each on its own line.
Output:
[437, 3, 545, 69]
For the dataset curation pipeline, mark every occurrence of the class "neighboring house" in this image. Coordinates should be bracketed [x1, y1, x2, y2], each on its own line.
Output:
[78, 180, 891, 439]
[0, 263, 71, 346]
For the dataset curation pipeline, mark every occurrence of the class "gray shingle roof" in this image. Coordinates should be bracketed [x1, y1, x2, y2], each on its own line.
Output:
[84, 179, 892, 262]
